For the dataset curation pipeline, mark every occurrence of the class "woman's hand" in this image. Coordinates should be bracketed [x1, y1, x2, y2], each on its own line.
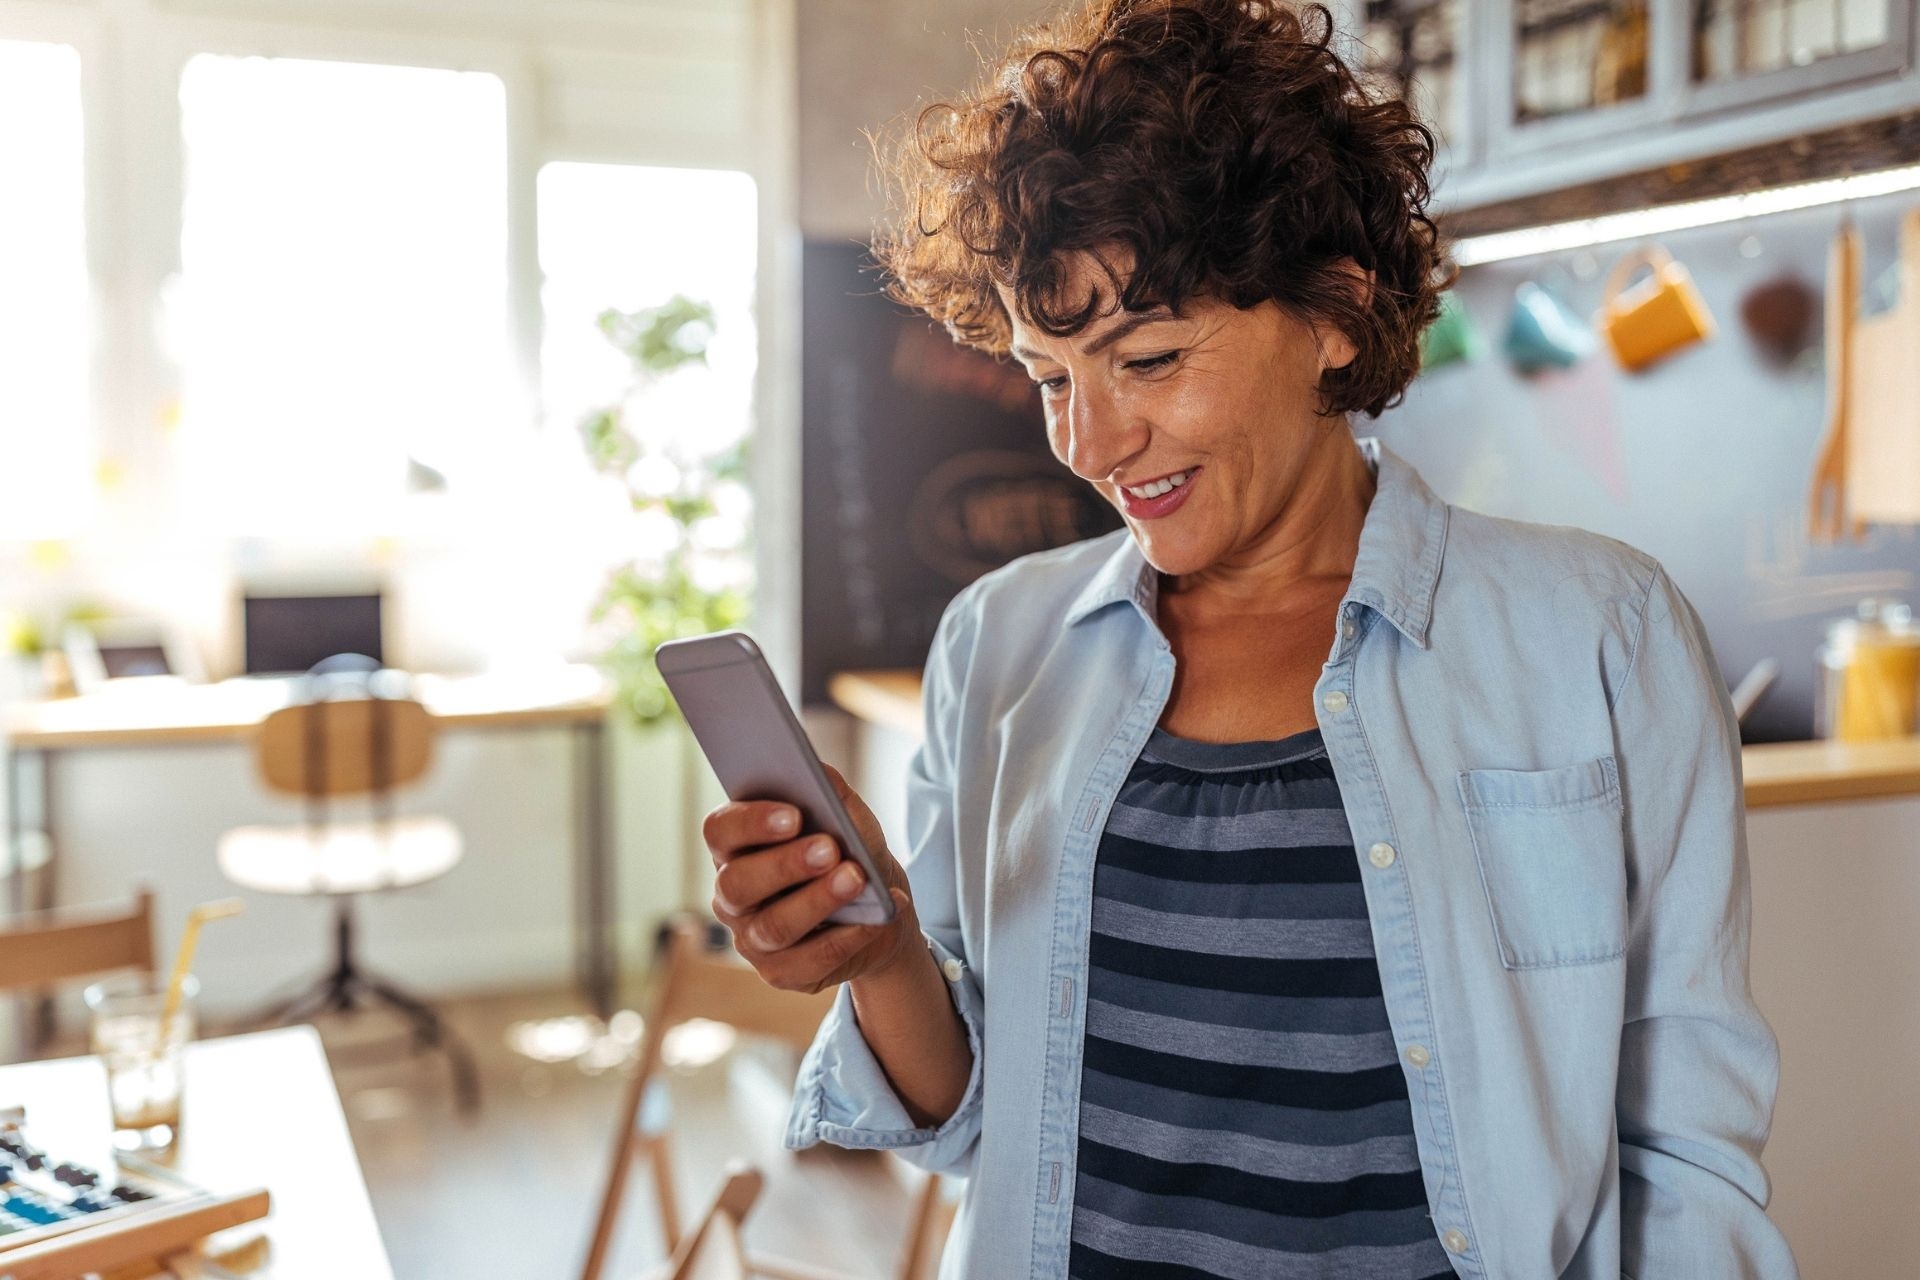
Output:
[705, 764, 921, 995]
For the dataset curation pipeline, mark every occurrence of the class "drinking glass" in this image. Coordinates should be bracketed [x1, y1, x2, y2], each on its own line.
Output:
[82, 973, 196, 1151]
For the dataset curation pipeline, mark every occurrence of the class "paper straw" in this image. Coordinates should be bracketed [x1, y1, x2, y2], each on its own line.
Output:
[162, 898, 246, 1030]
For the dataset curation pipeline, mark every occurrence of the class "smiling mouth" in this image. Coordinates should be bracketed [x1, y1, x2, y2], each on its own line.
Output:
[1118, 469, 1194, 500]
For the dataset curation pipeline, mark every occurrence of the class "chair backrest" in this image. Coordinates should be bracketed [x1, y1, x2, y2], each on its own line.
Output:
[256, 697, 434, 797]
[0, 889, 155, 995]
[634, 918, 837, 1087]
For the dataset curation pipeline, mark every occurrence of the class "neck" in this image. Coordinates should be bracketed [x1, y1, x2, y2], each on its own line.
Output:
[1161, 427, 1376, 618]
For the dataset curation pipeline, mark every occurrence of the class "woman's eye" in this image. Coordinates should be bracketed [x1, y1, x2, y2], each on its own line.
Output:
[1124, 350, 1181, 373]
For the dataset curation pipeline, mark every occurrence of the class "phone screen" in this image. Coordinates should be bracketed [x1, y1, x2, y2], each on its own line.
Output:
[656, 631, 896, 926]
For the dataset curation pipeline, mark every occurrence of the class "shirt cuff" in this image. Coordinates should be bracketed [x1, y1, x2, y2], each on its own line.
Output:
[784, 932, 985, 1176]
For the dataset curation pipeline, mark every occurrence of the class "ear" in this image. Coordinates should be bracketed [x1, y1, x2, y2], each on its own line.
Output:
[1315, 257, 1375, 372]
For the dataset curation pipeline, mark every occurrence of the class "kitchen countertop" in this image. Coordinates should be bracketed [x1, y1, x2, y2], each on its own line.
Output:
[828, 669, 1920, 810]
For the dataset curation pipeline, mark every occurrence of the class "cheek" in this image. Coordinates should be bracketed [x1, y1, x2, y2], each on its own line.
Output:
[1043, 407, 1069, 465]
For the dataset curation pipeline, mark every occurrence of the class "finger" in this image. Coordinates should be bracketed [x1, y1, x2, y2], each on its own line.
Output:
[703, 800, 803, 865]
[820, 763, 889, 862]
[739, 858, 869, 956]
[712, 834, 841, 917]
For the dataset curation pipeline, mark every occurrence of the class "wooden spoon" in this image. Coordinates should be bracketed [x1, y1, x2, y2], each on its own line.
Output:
[1808, 217, 1869, 544]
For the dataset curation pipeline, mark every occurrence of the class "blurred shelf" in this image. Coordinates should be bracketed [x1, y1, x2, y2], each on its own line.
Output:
[830, 669, 1920, 810]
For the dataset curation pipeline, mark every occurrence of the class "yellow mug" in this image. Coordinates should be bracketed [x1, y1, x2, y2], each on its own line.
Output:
[1595, 244, 1716, 372]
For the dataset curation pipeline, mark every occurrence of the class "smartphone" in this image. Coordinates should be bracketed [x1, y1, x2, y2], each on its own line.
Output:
[655, 630, 897, 926]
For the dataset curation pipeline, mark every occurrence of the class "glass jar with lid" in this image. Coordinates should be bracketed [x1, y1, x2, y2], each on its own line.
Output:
[1816, 597, 1920, 741]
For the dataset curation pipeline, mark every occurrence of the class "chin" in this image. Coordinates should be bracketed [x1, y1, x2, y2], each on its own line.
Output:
[1126, 526, 1214, 578]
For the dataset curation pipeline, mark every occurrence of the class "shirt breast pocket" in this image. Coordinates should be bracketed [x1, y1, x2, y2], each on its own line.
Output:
[1457, 756, 1627, 971]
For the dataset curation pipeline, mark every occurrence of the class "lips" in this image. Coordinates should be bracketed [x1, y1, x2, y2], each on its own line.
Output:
[1116, 466, 1199, 520]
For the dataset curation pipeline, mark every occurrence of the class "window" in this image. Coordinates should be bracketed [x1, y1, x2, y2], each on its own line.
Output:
[536, 163, 758, 459]
[536, 162, 758, 570]
[0, 40, 91, 537]
[168, 54, 515, 532]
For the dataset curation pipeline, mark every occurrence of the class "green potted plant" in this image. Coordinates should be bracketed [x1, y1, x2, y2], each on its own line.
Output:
[2, 601, 107, 701]
[579, 294, 752, 908]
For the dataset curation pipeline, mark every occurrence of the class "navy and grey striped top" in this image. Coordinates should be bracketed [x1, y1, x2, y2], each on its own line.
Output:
[1069, 724, 1455, 1280]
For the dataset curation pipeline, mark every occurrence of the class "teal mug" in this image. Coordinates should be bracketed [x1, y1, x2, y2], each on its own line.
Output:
[1503, 280, 1595, 373]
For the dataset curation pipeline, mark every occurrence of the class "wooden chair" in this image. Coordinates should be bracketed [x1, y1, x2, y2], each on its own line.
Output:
[0, 889, 155, 997]
[651, 1162, 764, 1280]
[215, 657, 477, 1110]
[581, 917, 957, 1280]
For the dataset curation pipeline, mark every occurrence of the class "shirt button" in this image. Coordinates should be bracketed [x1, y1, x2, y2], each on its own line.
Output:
[1404, 1043, 1430, 1068]
[941, 957, 964, 982]
[1442, 1228, 1470, 1255]
[1341, 620, 1355, 641]
[1367, 841, 1396, 869]
[1321, 690, 1349, 714]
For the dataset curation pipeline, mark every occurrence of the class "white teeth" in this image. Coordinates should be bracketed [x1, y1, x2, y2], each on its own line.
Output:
[1124, 469, 1191, 500]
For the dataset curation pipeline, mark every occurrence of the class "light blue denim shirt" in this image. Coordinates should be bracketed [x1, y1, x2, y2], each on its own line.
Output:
[785, 436, 1798, 1280]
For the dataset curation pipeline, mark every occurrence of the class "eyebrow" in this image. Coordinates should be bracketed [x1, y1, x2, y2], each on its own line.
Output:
[1011, 307, 1177, 363]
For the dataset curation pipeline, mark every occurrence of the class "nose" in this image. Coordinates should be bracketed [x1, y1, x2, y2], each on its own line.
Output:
[1057, 381, 1143, 484]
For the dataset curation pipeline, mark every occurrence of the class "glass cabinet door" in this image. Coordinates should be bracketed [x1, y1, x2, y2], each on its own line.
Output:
[1512, 0, 1650, 122]
[1688, 0, 1910, 115]
[1694, 0, 1893, 84]
[1356, 0, 1467, 151]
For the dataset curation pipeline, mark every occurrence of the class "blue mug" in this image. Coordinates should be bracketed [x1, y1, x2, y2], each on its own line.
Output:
[1503, 280, 1595, 373]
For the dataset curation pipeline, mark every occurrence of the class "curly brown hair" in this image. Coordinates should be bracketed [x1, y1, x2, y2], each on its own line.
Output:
[871, 0, 1455, 419]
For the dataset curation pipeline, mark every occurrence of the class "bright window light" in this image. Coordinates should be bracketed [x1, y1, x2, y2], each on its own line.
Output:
[168, 54, 516, 533]
[0, 40, 92, 538]
[536, 163, 758, 464]
[537, 162, 758, 582]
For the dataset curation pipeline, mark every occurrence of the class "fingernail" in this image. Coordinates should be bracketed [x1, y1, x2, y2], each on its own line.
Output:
[832, 863, 864, 898]
[772, 808, 798, 834]
[805, 839, 835, 869]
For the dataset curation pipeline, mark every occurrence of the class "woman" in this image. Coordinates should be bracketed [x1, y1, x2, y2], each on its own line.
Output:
[705, 2, 1798, 1276]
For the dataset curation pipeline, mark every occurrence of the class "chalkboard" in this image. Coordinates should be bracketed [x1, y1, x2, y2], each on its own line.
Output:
[800, 240, 1122, 704]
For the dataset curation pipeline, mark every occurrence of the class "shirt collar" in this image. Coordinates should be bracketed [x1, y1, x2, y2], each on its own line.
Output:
[1062, 435, 1448, 649]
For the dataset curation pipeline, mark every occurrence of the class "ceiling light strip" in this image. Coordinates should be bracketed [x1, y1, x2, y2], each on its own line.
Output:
[1448, 163, 1920, 267]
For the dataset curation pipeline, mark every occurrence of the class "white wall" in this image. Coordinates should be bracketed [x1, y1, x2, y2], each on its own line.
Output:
[793, 0, 1057, 240]
[1748, 798, 1920, 1277]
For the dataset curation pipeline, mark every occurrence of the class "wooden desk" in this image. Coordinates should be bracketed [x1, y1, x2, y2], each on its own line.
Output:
[0, 1026, 391, 1279]
[829, 668, 1920, 810]
[2, 668, 619, 1015]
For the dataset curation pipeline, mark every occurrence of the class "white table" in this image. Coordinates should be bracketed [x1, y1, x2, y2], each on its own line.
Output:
[0, 1026, 392, 1279]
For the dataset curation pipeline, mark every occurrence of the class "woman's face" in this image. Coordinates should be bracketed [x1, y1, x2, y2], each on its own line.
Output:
[1003, 252, 1363, 580]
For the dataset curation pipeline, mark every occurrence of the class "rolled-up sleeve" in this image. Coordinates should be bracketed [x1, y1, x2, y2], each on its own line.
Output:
[1613, 562, 1799, 1278]
[784, 594, 987, 1179]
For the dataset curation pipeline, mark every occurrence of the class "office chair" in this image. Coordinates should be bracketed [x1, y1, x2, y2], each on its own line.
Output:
[216, 654, 478, 1111]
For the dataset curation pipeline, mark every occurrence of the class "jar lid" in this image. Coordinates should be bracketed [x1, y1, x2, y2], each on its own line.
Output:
[1826, 597, 1920, 649]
